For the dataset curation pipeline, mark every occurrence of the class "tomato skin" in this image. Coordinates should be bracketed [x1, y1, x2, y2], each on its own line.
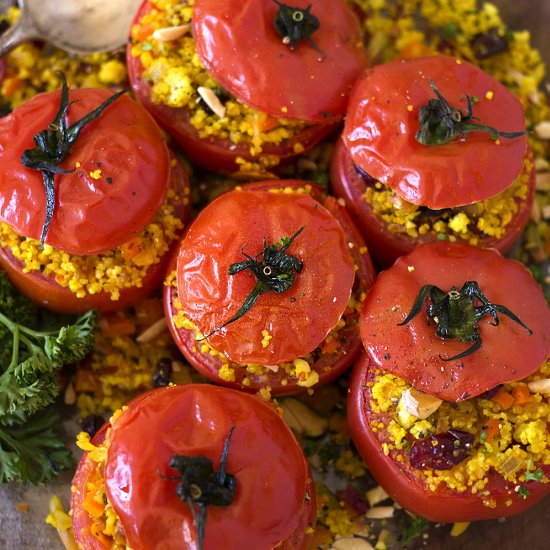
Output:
[193, 0, 367, 123]
[330, 136, 536, 269]
[348, 351, 550, 522]
[360, 243, 550, 401]
[127, 1, 340, 174]
[344, 55, 528, 209]
[0, 153, 190, 314]
[72, 385, 315, 550]
[0, 88, 170, 255]
[164, 181, 376, 394]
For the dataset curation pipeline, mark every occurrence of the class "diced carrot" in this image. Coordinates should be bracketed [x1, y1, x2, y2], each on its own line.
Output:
[134, 298, 164, 326]
[399, 41, 433, 59]
[492, 388, 515, 410]
[511, 385, 532, 406]
[259, 114, 280, 133]
[321, 337, 340, 354]
[309, 527, 332, 549]
[120, 237, 142, 261]
[483, 418, 501, 442]
[135, 23, 153, 43]
[82, 494, 104, 519]
[99, 313, 136, 337]
[90, 523, 111, 546]
[1, 76, 22, 98]
[74, 370, 100, 393]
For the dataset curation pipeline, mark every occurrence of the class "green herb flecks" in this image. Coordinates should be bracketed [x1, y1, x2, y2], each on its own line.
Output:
[399, 281, 531, 361]
[20, 73, 127, 245]
[201, 226, 305, 340]
[399, 514, 431, 546]
[164, 427, 237, 550]
[416, 80, 525, 145]
[525, 460, 544, 482]
[273, 0, 327, 60]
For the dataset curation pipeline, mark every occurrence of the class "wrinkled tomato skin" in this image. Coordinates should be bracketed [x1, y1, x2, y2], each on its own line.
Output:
[359, 243, 550, 402]
[0, 88, 170, 255]
[127, 1, 339, 174]
[344, 56, 528, 209]
[164, 181, 376, 394]
[72, 385, 315, 550]
[347, 352, 550, 522]
[331, 136, 535, 269]
[0, 154, 190, 314]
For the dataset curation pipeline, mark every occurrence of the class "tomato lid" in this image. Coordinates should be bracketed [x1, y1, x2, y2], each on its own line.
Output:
[192, 0, 367, 123]
[360, 242, 550, 401]
[105, 384, 310, 550]
[344, 55, 528, 209]
[176, 184, 355, 365]
[0, 88, 170, 255]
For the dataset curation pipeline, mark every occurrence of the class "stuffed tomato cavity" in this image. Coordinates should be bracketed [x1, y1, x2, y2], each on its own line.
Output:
[0, 81, 190, 313]
[333, 55, 534, 267]
[348, 242, 550, 522]
[128, 0, 367, 174]
[71, 384, 315, 550]
[164, 181, 376, 393]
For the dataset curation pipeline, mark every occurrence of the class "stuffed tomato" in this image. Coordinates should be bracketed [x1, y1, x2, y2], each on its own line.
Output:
[164, 180, 376, 394]
[332, 55, 534, 268]
[127, 0, 367, 175]
[0, 78, 190, 314]
[71, 384, 315, 550]
[348, 242, 550, 522]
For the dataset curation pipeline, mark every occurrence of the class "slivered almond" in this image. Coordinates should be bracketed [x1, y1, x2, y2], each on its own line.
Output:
[534, 120, 550, 140]
[365, 506, 394, 519]
[152, 24, 190, 42]
[136, 317, 168, 343]
[527, 378, 550, 396]
[64, 383, 76, 405]
[197, 86, 226, 118]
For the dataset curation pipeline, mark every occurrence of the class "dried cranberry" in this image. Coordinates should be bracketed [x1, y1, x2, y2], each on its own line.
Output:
[153, 357, 173, 388]
[410, 430, 474, 470]
[478, 384, 502, 400]
[471, 28, 508, 60]
[82, 414, 105, 438]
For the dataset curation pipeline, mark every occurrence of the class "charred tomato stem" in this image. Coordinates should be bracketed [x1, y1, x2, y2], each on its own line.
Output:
[416, 80, 525, 145]
[200, 226, 305, 340]
[163, 426, 237, 550]
[20, 73, 127, 245]
[399, 281, 532, 361]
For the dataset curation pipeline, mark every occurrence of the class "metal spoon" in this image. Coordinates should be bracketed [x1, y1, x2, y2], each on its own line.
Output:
[0, 0, 141, 56]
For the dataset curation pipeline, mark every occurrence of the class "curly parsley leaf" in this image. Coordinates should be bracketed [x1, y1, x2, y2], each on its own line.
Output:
[399, 514, 431, 546]
[0, 407, 73, 485]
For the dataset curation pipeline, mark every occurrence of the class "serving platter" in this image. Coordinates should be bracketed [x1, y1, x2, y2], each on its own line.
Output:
[0, 0, 549, 548]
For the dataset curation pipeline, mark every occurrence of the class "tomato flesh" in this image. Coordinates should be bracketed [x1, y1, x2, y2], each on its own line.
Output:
[331, 136, 536, 269]
[72, 385, 315, 550]
[344, 55, 528, 209]
[0, 88, 170, 255]
[360, 242, 550, 401]
[193, 0, 367, 123]
[348, 351, 550, 522]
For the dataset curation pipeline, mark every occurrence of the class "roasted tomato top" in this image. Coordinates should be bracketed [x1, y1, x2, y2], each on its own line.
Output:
[193, 0, 367, 123]
[360, 242, 550, 401]
[344, 55, 527, 209]
[0, 88, 170, 255]
[104, 384, 312, 550]
[176, 183, 355, 365]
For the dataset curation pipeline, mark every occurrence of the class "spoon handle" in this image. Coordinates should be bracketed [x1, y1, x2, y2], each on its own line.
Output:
[0, 10, 39, 57]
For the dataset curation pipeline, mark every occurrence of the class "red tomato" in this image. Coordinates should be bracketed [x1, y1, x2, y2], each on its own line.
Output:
[0, 152, 190, 314]
[71, 384, 315, 550]
[165, 181, 376, 393]
[344, 55, 528, 209]
[330, 136, 535, 268]
[347, 351, 550, 522]
[360, 242, 550, 401]
[0, 87, 170, 255]
[193, 0, 367, 123]
[126, 1, 355, 173]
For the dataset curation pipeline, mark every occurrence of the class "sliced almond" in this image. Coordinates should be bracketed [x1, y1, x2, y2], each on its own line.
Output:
[64, 382, 76, 405]
[197, 86, 226, 119]
[527, 378, 550, 396]
[152, 24, 190, 42]
[542, 204, 550, 221]
[136, 317, 168, 343]
[281, 398, 328, 437]
[534, 120, 550, 140]
[399, 387, 443, 420]
[536, 172, 550, 191]
[330, 538, 374, 550]
[365, 506, 394, 519]
[531, 199, 541, 223]
[366, 485, 389, 507]
[534, 157, 550, 172]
